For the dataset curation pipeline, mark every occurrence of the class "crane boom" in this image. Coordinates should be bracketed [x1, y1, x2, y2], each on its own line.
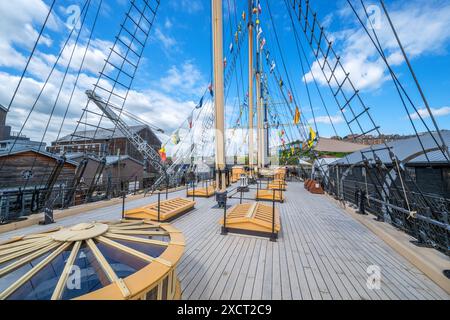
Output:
[86, 90, 168, 190]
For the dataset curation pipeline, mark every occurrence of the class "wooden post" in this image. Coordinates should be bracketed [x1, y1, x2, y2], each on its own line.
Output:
[212, 0, 227, 192]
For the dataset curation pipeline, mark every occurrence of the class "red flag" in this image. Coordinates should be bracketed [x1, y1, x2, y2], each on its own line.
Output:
[159, 146, 167, 162]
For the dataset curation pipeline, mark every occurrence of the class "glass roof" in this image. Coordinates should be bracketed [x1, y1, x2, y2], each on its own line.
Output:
[0, 220, 172, 300]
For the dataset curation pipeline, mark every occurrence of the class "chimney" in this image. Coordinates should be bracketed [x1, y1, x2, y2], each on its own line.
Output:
[0, 105, 12, 140]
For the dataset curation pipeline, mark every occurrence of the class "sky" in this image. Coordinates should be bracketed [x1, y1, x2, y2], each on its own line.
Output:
[0, 0, 449, 157]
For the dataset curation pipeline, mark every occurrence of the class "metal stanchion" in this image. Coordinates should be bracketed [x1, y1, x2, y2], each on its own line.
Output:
[271, 189, 277, 242]
[157, 192, 161, 222]
[121, 191, 126, 220]
[221, 196, 228, 235]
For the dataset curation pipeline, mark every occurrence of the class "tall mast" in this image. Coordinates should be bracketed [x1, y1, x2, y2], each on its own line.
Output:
[255, 1, 265, 169]
[212, 0, 226, 191]
[247, 0, 255, 173]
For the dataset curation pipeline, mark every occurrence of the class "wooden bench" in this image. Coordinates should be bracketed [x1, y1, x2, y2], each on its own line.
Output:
[125, 197, 196, 222]
[256, 189, 285, 203]
[186, 185, 215, 198]
[268, 180, 287, 191]
[219, 202, 281, 236]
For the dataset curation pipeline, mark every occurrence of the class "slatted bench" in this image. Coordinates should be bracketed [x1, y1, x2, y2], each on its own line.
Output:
[186, 185, 215, 198]
[219, 202, 281, 237]
[125, 197, 196, 222]
[268, 180, 287, 191]
[256, 189, 285, 203]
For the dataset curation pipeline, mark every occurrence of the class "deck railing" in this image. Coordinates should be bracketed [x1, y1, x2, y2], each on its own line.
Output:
[323, 177, 450, 256]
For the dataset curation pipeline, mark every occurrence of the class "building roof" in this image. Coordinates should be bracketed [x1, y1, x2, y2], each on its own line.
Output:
[315, 157, 341, 166]
[65, 152, 102, 163]
[298, 159, 312, 166]
[55, 125, 162, 145]
[314, 137, 367, 153]
[0, 104, 7, 113]
[333, 131, 450, 166]
[0, 147, 78, 166]
[106, 155, 143, 166]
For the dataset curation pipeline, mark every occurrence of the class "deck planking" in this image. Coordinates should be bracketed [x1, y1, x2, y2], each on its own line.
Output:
[0, 183, 448, 300]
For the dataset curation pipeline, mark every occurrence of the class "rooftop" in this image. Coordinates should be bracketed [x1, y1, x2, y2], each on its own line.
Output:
[314, 137, 368, 154]
[0, 146, 78, 166]
[55, 125, 162, 145]
[333, 131, 450, 165]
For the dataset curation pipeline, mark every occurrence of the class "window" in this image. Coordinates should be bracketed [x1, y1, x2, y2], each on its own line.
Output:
[145, 286, 158, 300]
[405, 167, 416, 182]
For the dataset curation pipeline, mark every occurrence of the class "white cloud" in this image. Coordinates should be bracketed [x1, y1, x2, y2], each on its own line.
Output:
[164, 18, 173, 30]
[303, 0, 450, 91]
[309, 114, 345, 125]
[154, 28, 177, 50]
[0, 0, 60, 70]
[158, 61, 206, 97]
[410, 106, 450, 120]
[170, 0, 203, 14]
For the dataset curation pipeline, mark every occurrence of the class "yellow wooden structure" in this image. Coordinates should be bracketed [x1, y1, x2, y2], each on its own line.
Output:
[219, 202, 280, 235]
[274, 167, 287, 180]
[0, 220, 185, 300]
[231, 166, 246, 183]
[268, 179, 287, 191]
[125, 198, 195, 222]
[186, 185, 215, 198]
[256, 189, 285, 202]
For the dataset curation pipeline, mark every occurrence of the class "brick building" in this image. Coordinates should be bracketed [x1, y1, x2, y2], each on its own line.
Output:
[48, 125, 162, 162]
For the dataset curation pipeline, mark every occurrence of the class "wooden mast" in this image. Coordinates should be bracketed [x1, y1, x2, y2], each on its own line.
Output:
[247, 0, 255, 174]
[212, 0, 226, 191]
[255, 1, 264, 169]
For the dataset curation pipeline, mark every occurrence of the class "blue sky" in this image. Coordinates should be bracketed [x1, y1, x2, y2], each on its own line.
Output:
[0, 0, 449, 154]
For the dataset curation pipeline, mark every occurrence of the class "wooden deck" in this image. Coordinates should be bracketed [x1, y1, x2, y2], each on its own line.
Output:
[0, 182, 448, 300]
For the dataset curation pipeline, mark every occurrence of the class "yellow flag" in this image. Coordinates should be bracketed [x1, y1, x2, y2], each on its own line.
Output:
[294, 106, 300, 125]
[308, 127, 317, 148]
